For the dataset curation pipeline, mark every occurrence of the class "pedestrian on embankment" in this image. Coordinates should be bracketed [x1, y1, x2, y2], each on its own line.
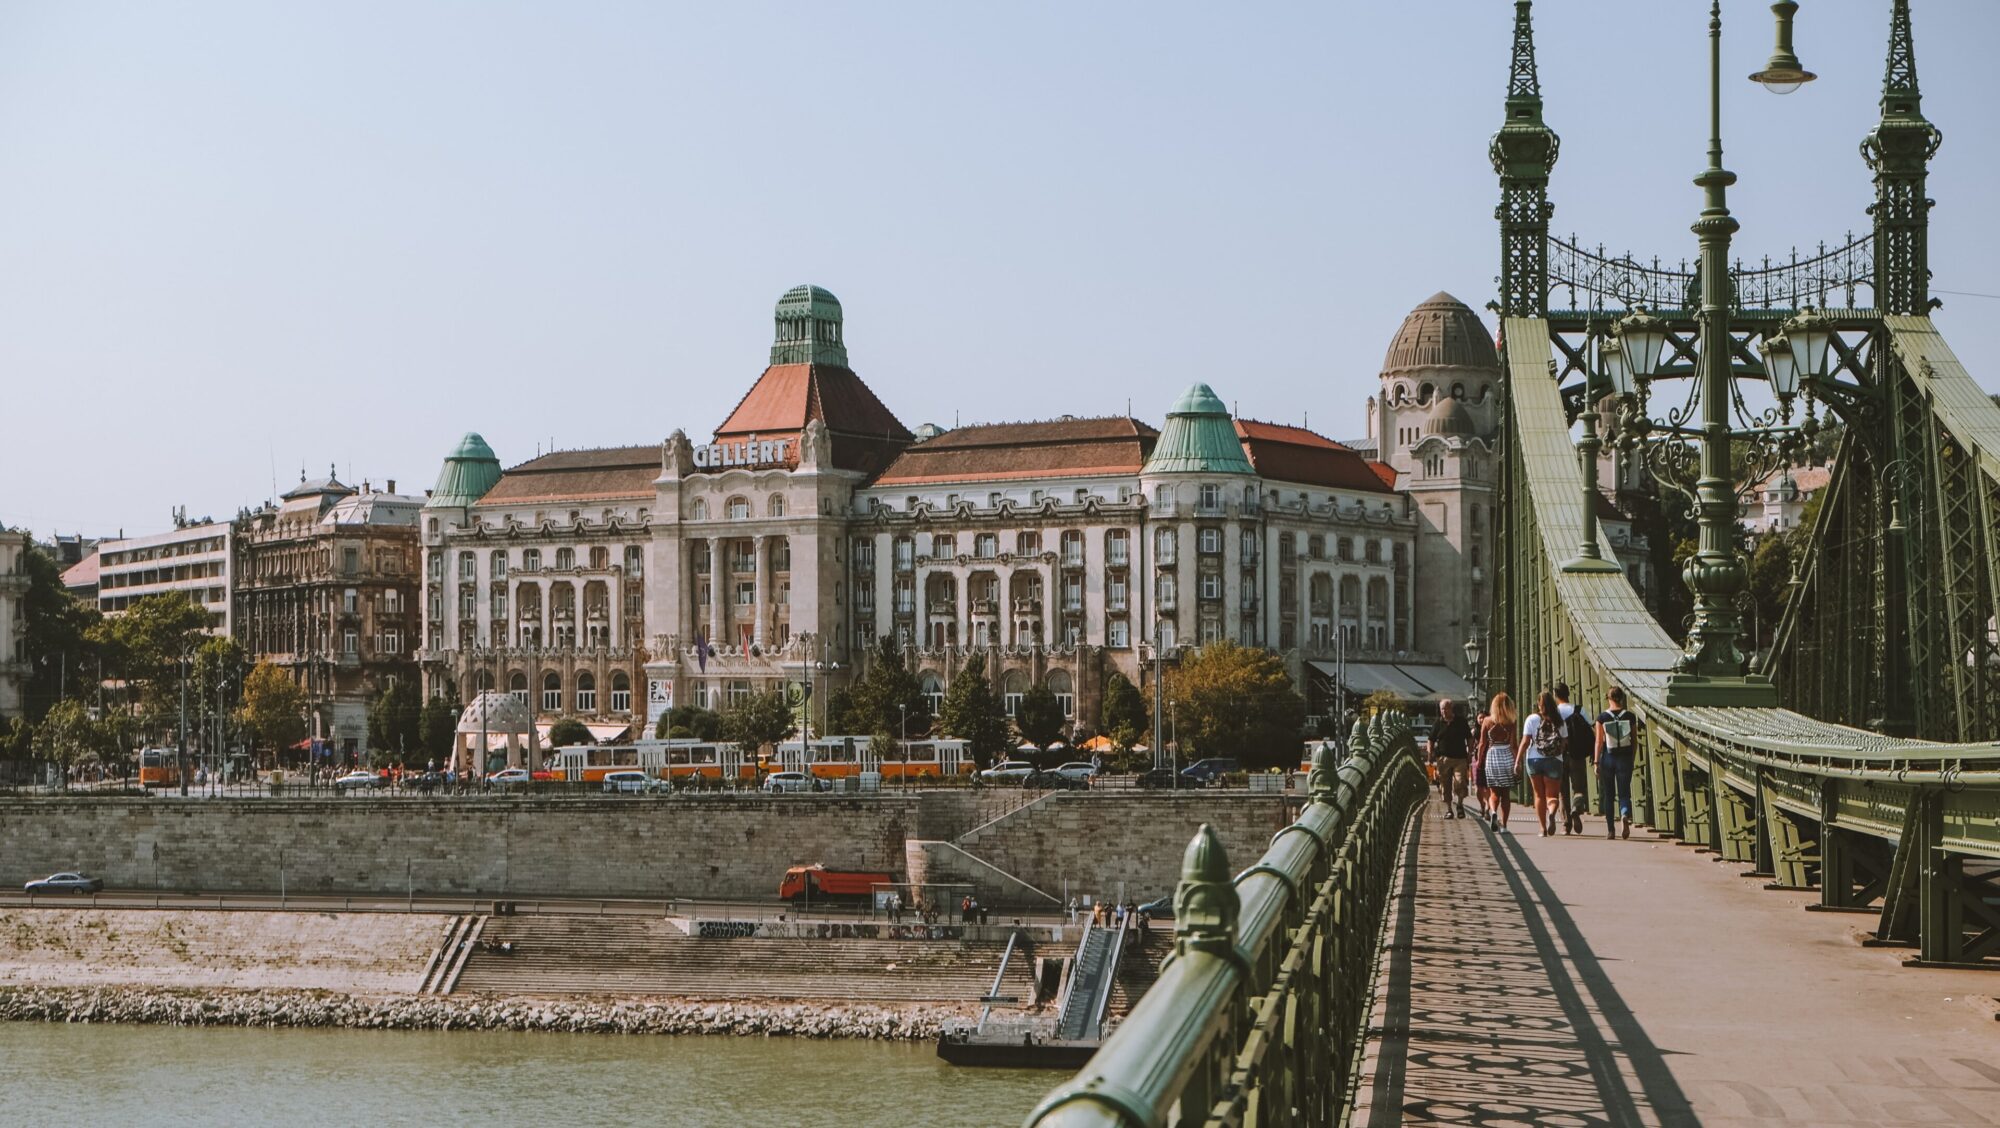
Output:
[1429, 698, 1472, 819]
[1471, 705, 1491, 817]
[1478, 694, 1519, 832]
[1521, 690, 1567, 836]
[1595, 687, 1641, 839]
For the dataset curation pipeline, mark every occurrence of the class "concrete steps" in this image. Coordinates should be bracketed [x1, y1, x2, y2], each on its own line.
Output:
[453, 915, 1056, 1003]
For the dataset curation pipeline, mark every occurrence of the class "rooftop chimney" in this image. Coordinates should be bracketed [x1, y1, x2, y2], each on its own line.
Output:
[387, 479, 396, 494]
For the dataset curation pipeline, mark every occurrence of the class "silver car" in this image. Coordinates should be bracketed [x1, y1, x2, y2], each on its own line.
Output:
[25, 872, 102, 895]
[979, 760, 1037, 783]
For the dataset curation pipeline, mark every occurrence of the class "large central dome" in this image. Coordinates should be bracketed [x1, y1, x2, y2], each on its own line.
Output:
[1382, 292, 1500, 374]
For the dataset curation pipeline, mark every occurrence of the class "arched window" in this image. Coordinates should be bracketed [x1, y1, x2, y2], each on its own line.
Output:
[920, 673, 944, 717]
[474, 670, 494, 692]
[522, 548, 542, 572]
[726, 496, 750, 521]
[508, 671, 529, 704]
[1002, 670, 1029, 718]
[1307, 534, 1325, 560]
[768, 494, 785, 518]
[690, 498, 709, 521]
[1365, 539, 1382, 564]
[609, 671, 632, 713]
[575, 671, 597, 713]
[541, 671, 562, 712]
[1046, 670, 1074, 718]
[555, 547, 576, 570]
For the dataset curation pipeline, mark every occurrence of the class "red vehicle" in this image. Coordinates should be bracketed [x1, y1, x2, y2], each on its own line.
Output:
[778, 865, 893, 906]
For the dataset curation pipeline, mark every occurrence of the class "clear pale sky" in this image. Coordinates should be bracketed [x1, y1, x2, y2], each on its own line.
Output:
[3, 1, 1996, 536]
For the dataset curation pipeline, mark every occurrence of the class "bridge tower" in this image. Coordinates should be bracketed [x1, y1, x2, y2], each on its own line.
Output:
[1491, 0, 1557, 320]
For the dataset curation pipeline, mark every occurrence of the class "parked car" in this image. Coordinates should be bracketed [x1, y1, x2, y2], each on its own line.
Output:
[1181, 758, 1240, 785]
[1135, 767, 1179, 789]
[643, 775, 677, 794]
[1023, 769, 1084, 790]
[487, 767, 532, 789]
[1052, 762, 1098, 782]
[763, 771, 815, 793]
[1137, 894, 1174, 919]
[602, 770, 650, 793]
[332, 770, 379, 792]
[979, 760, 1037, 784]
[24, 872, 102, 895]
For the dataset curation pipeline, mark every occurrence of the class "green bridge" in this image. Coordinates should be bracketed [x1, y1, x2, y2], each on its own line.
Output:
[1026, 2, 2000, 1124]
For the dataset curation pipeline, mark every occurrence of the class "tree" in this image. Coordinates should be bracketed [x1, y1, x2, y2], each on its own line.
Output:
[89, 592, 212, 737]
[1157, 641, 1307, 770]
[1099, 672, 1147, 751]
[658, 704, 720, 741]
[721, 690, 796, 751]
[367, 678, 425, 762]
[17, 543, 105, 724]
[238, 661, 306, 755]
[847, 636, 929, 737]
[547, 717, 592, 747]
[1014, 681, 1067, 750]
[936, 652, 1010, 769]
[32, 700, 107, 787]
[189, 636, 248, 764]
[418, 689, 461, 763]
[823, 687, 864, 736]
[1361, 689, 1403, 717]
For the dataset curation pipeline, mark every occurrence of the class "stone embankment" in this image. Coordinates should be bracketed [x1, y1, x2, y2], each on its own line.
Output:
[0, 985, 971, 1040]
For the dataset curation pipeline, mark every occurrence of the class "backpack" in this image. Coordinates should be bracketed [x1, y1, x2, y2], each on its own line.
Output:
[1602, 710, 1637, 750]
[1530, 713, 1566, 757]
[1564, 708, 1594, 759]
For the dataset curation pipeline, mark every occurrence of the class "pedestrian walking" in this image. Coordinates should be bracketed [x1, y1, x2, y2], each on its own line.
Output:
[1520, 690, 1568, 836]
[1477, 694, 1520, 832]
[1471, 704, 1492, 817]
[1595, 686, 1641, 839]
[1428, 698, 1473, 819]
[1553, 682, 1595, 834]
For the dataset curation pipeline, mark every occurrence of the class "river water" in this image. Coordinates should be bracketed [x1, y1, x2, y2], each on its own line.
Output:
[0, 1023, 1061, 1127]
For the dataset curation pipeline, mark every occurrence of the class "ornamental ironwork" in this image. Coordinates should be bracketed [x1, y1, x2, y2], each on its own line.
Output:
[1545, 232, 1875, 314]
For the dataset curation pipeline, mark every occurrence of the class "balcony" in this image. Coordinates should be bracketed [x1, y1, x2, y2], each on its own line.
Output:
[1060, 552, 1084, 569]
[1106, 553, 1130, 569]
[1062, 597, 1084, 613]
[969, 599, 998, 616]
[928, 599, 956, 616]
[1012, 598, 1042, 616]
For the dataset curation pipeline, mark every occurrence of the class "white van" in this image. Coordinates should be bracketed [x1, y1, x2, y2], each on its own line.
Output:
[602, 770, 650, 794]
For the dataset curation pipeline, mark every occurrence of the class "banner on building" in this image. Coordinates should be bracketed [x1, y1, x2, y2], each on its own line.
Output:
[647, 679, 674, 728]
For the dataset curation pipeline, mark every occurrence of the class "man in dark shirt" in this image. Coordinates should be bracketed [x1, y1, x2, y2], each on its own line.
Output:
[1428, 698, 1473, 819]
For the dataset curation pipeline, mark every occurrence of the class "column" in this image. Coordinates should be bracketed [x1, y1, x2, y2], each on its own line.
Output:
[752, 534, 769, 648]
[707, 537, 725, 648]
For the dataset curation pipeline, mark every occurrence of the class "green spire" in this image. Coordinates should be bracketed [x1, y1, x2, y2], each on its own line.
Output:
[427, 432, 502, 508]
[1492, 0, 1559, 319]
[1142, 384, 1253, 475]
[1863, 0, 1942, 315]
[770, 284, 849, 366]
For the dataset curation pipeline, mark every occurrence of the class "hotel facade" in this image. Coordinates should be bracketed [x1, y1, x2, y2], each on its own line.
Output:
[418, 285, 1495, 738]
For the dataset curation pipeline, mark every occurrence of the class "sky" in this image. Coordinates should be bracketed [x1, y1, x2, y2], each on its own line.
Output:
[3, 0, 1997, 537]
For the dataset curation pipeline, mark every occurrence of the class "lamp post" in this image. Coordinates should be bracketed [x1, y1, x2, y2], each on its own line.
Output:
[1462, 627, 1489, 714]
[898, 702, 909, 793]
[1600, 0, 1822, 708]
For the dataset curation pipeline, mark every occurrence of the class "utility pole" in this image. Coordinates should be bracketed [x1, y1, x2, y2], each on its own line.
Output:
[1150, 625, 1164, 774]
[177, 652, 191, 797]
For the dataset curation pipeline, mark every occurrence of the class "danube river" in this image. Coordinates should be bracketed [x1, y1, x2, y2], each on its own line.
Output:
[0, 1023, 1062, 1127]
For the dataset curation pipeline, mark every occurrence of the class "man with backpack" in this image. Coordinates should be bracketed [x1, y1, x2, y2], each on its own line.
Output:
[1553, 683, 1595, 835]
[1595, 686, 1641, 839]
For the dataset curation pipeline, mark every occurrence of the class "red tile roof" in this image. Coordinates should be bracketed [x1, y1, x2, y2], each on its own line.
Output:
[713, 363, 912, 476]
[1234, 419, 1398, 494]
[62, 551, 99, 590]
[873, 417, 1158, 486]
[476, 445, 660, 506]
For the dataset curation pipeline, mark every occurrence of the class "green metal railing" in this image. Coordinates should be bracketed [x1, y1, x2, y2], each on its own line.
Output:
[1025, 714, 1427, 1127]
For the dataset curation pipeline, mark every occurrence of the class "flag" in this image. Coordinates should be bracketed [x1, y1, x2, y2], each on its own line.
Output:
[694, 630, 713, 673]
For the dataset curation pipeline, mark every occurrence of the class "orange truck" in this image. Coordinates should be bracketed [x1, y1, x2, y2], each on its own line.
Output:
[778, 865, 893, 906]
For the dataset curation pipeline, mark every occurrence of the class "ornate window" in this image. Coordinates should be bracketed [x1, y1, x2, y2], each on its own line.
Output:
[624, 545, 643, 575]
[490, 551, 507, 579]
[768, 494, 785, 518]
[575, 672, 596, 714]
[521, 548, 542, 572]
[1016, 531, 1041, 555]
[1106, 529, 1129, 567]
[1198, 483, 1222, 513]
[726, 496, 750, 521]
[931, 533, 956, 559]
[690, 498, 709, 521]
[457, 552, 475, 581]
[1108, 619, 1129, 648]
[975, 533, 998, 559]
[609, 673, 632, 714]
[509, 671, 529, 704]
[555, 547, 576, 570]
[589, 546, 609, 570]
[1047, 670, 1073, 718]
[1199, 528, 1221, 555]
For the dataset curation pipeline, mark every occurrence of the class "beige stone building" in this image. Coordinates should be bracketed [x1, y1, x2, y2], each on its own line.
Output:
[0, 529, 29, 718]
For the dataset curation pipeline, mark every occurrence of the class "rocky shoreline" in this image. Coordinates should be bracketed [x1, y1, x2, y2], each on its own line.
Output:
[0, 986, 976, 1040]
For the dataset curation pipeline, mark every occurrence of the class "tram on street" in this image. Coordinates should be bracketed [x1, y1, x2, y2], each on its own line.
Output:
[774, 736, 972, 780]
[137, 748, 182, 788]
[551, 740, 751, 783]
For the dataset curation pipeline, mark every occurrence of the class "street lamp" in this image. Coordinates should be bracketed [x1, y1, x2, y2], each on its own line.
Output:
[1590, 0, 1824, 707]
[1462, 627, 1488, 711]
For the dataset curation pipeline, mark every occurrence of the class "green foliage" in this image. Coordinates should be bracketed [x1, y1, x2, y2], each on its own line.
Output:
[1014, 681, 1067, 749]
[33, 700, 113, 783]
[657, 704, 720, 741]
[936, 652, 1010, 769]
[18, 544, 104, 723]
[1099, 671, 1146, 751]
[418, 689, 460, 762]
[547, 717, 592, 747]
[367, 678, 424, 760]
[238, 661, 306, 754]
[720, 690, 796, 751]
[89, 592, 212, 737]
[1360, 688, 1403, 717]
[823, 687, 862, 736]
[843, 636, 929, 738]
[1156, 641, 1307, 770]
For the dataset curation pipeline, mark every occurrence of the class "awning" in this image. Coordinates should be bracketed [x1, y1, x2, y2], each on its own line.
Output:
[1308, 661, 1475, 702]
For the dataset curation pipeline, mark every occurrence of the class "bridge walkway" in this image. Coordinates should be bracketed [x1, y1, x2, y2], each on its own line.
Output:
[1356, 798, 2000, 1127]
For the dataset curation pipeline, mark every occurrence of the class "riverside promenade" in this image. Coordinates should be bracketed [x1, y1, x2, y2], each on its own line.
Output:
[1356, 806, 2000, 1127]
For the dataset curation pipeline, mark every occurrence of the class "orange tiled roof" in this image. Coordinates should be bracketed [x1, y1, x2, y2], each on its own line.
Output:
[873, 417, 1158, 486]
[476, 445, 659, 506]
[1234, 419, 1399, 494]
[715, 363, 909, 442]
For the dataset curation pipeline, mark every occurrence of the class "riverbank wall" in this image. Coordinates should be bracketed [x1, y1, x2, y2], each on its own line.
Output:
[0, 791, 1299, 903]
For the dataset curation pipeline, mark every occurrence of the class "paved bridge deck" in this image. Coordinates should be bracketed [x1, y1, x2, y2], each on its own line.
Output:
[1356, 801, 2000, 1126]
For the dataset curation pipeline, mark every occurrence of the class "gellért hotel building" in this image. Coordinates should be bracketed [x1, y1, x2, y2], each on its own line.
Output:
[417, 286, 1501, 736]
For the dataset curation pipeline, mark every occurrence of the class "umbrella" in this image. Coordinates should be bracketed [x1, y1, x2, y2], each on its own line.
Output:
[1080, 735, 1116, 753]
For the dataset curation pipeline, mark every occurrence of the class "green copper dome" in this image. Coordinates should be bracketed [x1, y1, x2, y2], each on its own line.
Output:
[1143, 383, 1253, 475]
[427, 431, 502, 508]
[771, 284, 849, 367]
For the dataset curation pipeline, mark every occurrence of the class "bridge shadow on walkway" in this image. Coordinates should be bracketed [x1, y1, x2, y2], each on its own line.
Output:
[1358, 801, 2000, 1127]
[1359, 810, 1698, 1127]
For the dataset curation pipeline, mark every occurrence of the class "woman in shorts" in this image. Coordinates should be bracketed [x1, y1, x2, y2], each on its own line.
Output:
[1477, 693, 1519, 832]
